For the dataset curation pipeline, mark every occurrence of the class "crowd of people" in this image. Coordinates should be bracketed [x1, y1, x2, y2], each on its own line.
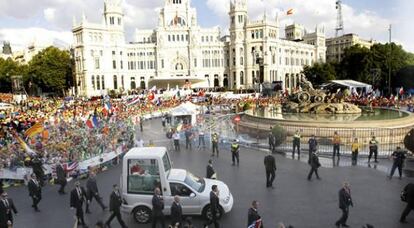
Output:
[1, 86, 414, 227]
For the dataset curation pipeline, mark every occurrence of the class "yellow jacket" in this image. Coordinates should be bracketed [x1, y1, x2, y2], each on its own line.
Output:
[351, 143, 360, 152]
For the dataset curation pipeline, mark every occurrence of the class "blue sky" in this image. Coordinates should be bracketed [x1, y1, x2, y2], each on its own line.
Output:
[0, 0, 412, 52]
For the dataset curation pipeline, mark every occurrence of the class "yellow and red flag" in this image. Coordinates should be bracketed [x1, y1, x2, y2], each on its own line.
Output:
[24, 122, 44, 138]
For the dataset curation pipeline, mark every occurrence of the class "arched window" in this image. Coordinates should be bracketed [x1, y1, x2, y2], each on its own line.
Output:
[102, 75, 105, 90]
[240, 71, 244, 85]
[113, 75, 118, 90]
[96, 75, 100, 90]
[131, 77, 136, 90]
[91, 75, 95, 90]
[285, 74, 290, 89]
[140, 77, 146, 89]
[175, 63, 184, 70]
[170, 17, 186, 26]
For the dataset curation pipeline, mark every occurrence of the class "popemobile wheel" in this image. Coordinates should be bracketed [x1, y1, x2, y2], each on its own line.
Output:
[133, 206, 152, 224]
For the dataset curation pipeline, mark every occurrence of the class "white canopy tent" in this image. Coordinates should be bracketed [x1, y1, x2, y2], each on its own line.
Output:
[322, 80, 372, 94]
[169, 101, 200, 126]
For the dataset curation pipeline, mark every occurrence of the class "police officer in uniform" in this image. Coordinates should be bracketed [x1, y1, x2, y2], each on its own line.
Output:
[211, 133, 219, 157]
[231, 140, 240, 166]
[389, 146, 406, 179]
[368, 136, 379, 163]
[292, 130, 301, 158]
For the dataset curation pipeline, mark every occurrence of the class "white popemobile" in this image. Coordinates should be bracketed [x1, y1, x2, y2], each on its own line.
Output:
[120, 147, 233, 224]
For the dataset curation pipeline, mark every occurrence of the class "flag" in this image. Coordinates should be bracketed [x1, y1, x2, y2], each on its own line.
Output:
[287, 8, 294, 15]
[198, 89, 205, 97]
[24, 122, 44, 138]
[126, 96, 140, 106]
[399, 87, 404, 96]
[103, 102, 112, 116]
[63, 161, 79, 172]
[13, 132, 36, 155]
[85, 115, 99, 129]
[248, 219, 262, 228]
[148, 92, 155, 101]
[150, 85, 157, 91]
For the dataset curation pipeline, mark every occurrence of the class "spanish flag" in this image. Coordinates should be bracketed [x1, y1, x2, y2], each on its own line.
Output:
[24, 122, 44, 138]
[12, 131, 36, 155]
[287, 8, 294, 15]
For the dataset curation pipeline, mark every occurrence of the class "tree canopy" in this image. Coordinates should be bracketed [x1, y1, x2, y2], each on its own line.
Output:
[302, 42, 414, 92]
[0, 57, 25, 93]
[0, 46, 72, 95]
[302, 62, 336, 86]
[27, 47, 72, 95]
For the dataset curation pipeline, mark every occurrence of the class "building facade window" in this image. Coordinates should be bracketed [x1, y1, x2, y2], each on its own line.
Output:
[113, 75, 118, 90]
[121, 75, 124, 88]
[96, 75, 101, 90]
[240, 71, 244, 85]
[131, 77, 136, 90]
[102, 75, 105, 90]
[113, 60, 116, 69]
[91, 75, 95, 90]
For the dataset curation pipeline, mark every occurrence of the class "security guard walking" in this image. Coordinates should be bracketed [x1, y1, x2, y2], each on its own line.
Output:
[231, 140, 240, 166]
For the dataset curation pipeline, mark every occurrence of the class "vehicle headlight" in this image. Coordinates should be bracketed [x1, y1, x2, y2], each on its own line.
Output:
[223, 195, 230, 204]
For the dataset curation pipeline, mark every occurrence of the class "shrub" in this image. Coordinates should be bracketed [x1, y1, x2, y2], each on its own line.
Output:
[271, 124, 287, 147]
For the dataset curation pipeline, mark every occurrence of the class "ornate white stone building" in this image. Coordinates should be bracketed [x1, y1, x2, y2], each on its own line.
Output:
[72, 0, 326, 97]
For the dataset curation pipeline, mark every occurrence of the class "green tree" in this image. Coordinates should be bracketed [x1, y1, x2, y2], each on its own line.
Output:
[370, 43, 412, 93]
[338, 45, 372, 82]
[27, 46, 72, 95]
[394, 66, 414, 89]
[302, 62, 336, 85]
[0, 57, 25, 93]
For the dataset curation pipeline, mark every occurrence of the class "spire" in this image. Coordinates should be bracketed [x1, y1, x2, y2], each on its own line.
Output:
[275, 11, 279, 23]
[82, 12, 87, 23]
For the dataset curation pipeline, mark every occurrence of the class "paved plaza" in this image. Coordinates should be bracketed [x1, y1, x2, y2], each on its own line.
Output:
[5, 119, 414, 228]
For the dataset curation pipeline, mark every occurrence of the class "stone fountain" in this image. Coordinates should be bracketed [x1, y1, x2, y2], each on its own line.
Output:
[282, 77, 361, 114]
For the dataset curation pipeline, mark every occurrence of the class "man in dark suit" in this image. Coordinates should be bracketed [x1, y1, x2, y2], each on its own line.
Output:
[307, 152, 321, 181]
[28, 174, 42, 212]
[70, 181, 88, 227]
[400, 183, 414, 223]
[248, 200, 263, 228]
[264, 152, 276, 188]
[31, 155, 45, 186]
[105, 184, 127, 228]
[0, 191, 17, 228]
[56, 161, 67, 194]
[268, 128, 275, 152]
[308, 135, 318, 164]
[206, 160, 216, 179]
[203, 185, 220, 228]
[170, 195, 183, 228]
[152, 187, 166, 228]
[335, 182, 353, 228]
[85, 171, 106, 213]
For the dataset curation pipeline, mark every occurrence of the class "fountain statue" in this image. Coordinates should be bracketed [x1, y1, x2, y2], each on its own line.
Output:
[282, 76, 362, 114]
